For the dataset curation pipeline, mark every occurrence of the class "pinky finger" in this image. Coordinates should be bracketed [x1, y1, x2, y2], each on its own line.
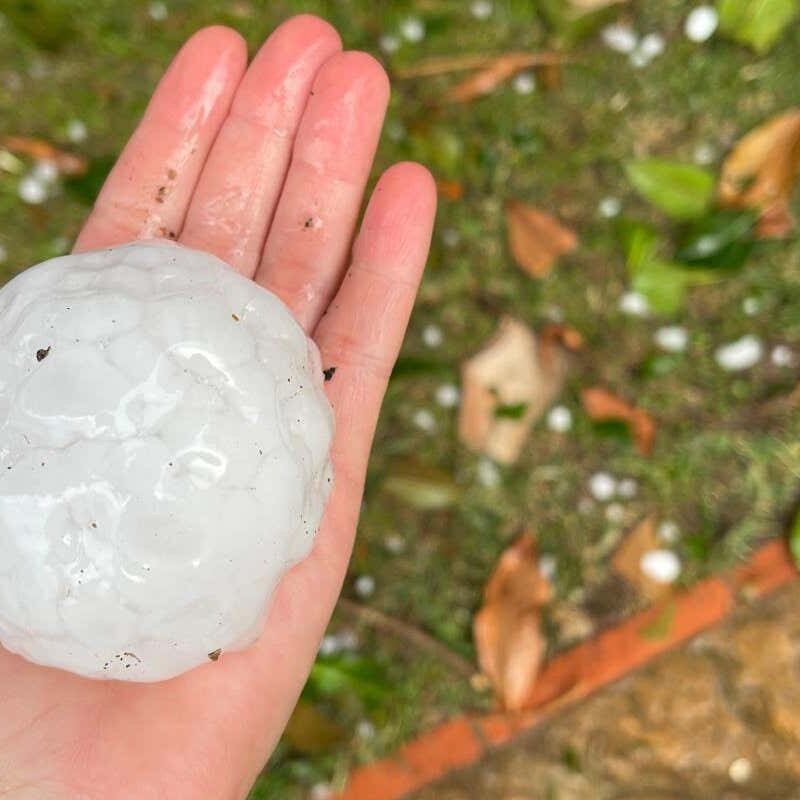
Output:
[313, 162, 436, 493]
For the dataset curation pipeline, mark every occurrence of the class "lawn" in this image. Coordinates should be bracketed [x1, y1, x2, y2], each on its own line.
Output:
[0, 1, 798, 798]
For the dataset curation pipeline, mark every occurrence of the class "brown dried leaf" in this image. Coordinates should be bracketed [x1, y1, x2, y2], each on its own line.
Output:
[459, 318, 568, 464]
[581, 386, 655, 456]
[436, 178, 464, 201]
[505, 200, 578, 278]
[283, 700, 344, 754]
[612, 516, 671, 602]
[444, 52, 563, 103]
[473, 533, 552, 711]
[719, 109, 800, 238]
[1, 135, 88, 176]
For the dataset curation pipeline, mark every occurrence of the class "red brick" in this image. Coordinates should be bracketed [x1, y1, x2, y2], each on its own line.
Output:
[399, 715, 484, 784]
[732, 539, 798, 597]
[336, 757, 417, 800]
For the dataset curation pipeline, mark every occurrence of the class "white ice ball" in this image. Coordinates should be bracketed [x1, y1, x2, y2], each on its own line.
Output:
[0, 241, 334, 682]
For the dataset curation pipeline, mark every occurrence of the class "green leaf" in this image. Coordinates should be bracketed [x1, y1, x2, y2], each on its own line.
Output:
[617, 218, 661, 270]
[625, 160, 715, 220]
[382, 471, 461, 510]
[494, 402, 529, 419]
[631, 260, 690, 315]
[790, 508, 800, 567]
[306, 654, 389, 708]
[718, 0, 800, 54]
[390, 356, 454, 381]
[676, 209, 758, 269]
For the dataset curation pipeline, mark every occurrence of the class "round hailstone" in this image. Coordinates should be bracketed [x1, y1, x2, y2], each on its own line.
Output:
[617, 477, 638, 499]
[400, 17, 425, 43]
[654, 325, 688, 353]
[0, 241, 334, 682]
[470, 0, 493, 20]
[412, 408, 436, 432]
[685, 6, 719, 43]
[601, 23, 638, 54]
[378, 34, 400, 54]
[715, 335, 763, 371]
[598, 196, 622, 218]
[771, 344, 794, 367]
[638, 33, 665, 60]
[435, 383, 460, 408]
[742, 296, 761, 316]
[546, 405, 572, 433]
[18, 174, 48, 205]
[422, 323, 443, 348]
[66, 119, 88, 144]
[588, 471, 617, 502]
[619, 291, 650, 317]
[354, 574, 376, 598]
[639, 549, 681, 583]
[513, 71, 536, 95]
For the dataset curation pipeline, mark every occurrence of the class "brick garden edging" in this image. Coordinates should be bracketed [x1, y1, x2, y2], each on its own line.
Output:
[335, 538, 798, 800]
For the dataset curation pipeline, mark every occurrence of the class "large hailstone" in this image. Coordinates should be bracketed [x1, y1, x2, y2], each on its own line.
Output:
[0, 241, 334, 682]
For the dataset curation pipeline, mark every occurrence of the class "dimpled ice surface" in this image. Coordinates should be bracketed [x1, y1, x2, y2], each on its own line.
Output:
[0, 241, 334, 682]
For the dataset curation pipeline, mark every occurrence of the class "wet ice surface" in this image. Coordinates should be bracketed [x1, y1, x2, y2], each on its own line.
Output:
[0, 241, 334, 682]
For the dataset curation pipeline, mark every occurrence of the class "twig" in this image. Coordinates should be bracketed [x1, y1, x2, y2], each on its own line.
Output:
[395, 51, 566, 79]
[337, 597, 475, 678]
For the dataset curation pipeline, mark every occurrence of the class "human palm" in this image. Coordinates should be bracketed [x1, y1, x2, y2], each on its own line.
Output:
[0, 17, 435, 799]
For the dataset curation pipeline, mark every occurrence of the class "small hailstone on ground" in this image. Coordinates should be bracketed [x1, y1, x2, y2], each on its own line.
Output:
[601, 23, 639, 54]
[356, 719, 376, 740]
[422, 323, 443, 348]
[32, 159, 59, 184]
[441, 227, 461, 248]
[640, 549, 681, 583]
[605, 502, 626, 524]
[477, 457, 501, 488]
[609, 92, 629, 112]
[337, 629, 359, 651]
[319, 635, 341, 657]
[742, 296, 761, 316]
[629, 49, 650, 69]
[513, 71, 536, 95]
[413, 408, 437, 433]
[685, 6, 719, 43]
[589, 471, 617, 502]
[470, 0, 493, 19]
[640, 33, 665, 58]
[654, 325, 688, 353]
[539, 554, 557, 581]
[598, 196, 622, 218]
[435, 383, 460, 408]
[728, 757, 753, 784]
[619, 291, 650, 317]
[354, 575, 376, 598]
[771, 344, 795, 367]
[385, 120, 406, 142]
[658, 520, 680, 543]
[617, 478, 638, 498]
[715, 335, 763, 371]
[400, 17, 425, 43]
[66, 119, 88, 143]
[693, 142, 716, 165]
[383, 533, 406, 554]
[310, 783, 334, 800]
[546, 405, 573, 433]
[544, 304, 564, 322]
[18, 174, 48, 204]
[379, 34, 400, 54]
[147, 1, 168, 21]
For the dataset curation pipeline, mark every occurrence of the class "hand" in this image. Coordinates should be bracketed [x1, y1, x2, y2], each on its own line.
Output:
[0, 16, 435, 800]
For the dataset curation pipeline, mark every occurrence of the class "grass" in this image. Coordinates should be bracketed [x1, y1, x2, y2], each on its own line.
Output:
[0, 1, 798, 798]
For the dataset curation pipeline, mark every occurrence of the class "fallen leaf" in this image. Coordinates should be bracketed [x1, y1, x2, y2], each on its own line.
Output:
[718, 0, 799, 53]
[719, 109, 800, 238]
[612, 516, 672, 602]
[624, 159, 714, 220]
[581, 387, 656, 456]
[1, 135, 87, 176]
[506, 200, 578, 278]
[460, 318, 569, 464]
[444, 52, 564, 103]
[473, 533, 553, 710]
[569, 0, 628, 9]
[436, 178, 464, 201]
[382, 468, 461, 511]
[283, 700, 344, 754]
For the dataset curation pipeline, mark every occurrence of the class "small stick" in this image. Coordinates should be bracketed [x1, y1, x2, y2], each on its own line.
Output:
[395, 51, 566, 79]
[337, 597, 475, 678]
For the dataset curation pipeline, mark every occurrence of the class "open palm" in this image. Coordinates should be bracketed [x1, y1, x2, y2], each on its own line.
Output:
[0, 16, 435, 800]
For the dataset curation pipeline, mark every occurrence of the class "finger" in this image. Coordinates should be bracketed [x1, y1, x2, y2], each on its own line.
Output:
[255, 51, 390, 330]
[180, 15, 341, 276]
[73, 26, 247, 252]
[314, 161, 437, 492]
